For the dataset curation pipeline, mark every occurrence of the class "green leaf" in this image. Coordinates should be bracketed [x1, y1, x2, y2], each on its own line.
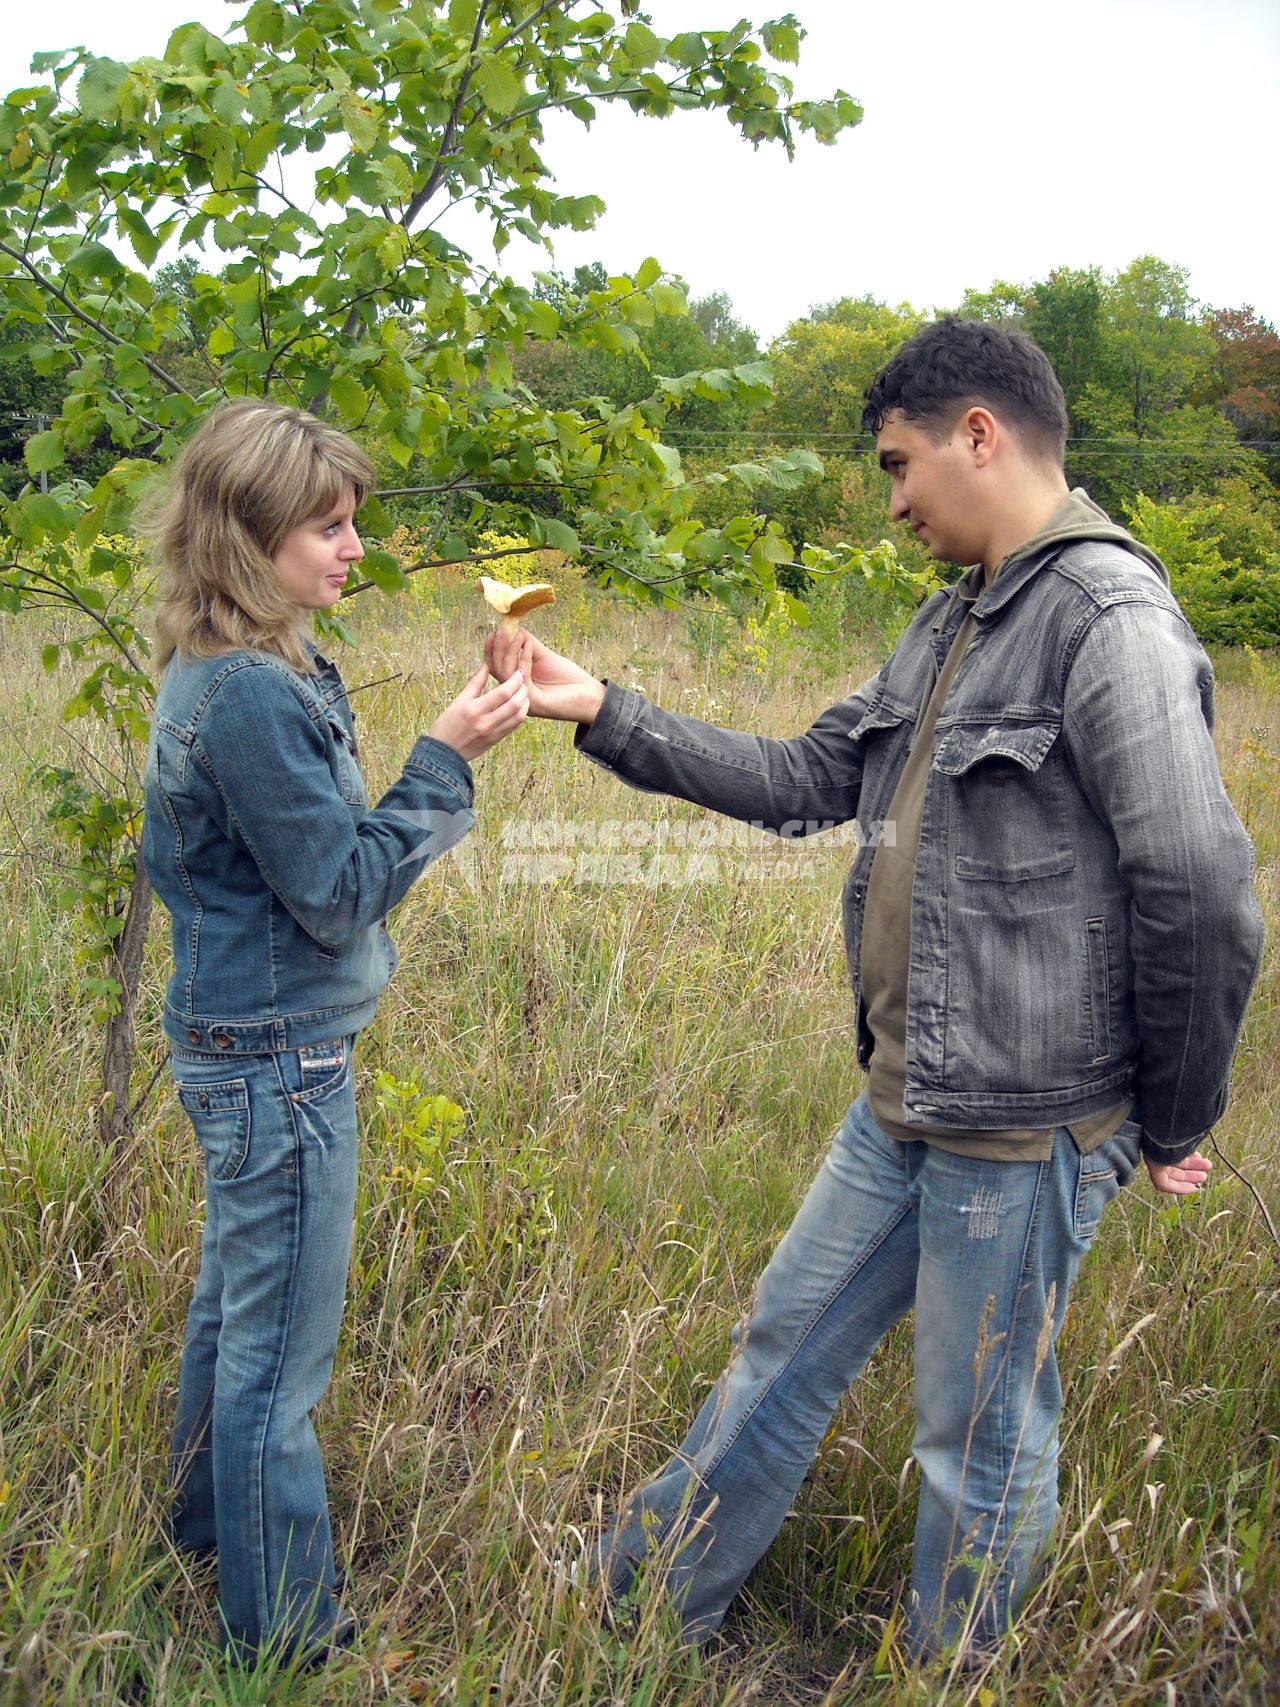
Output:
[539, 517, 580, 556]
[651, 442, 682, 483]
[329, 374, 368, 422]
[359, 493, 392, 536]
[623, 22, 661, 66]
[24, 430, 63, 475]
[67, 146, 108, 198]
[206, 322, 236, 358]
[339, 90, 380, 152]
[635, 255, 662, 291]
[22, 492, 75, 540]
[761, 21, 802, 63]
[650, 280, 687, 317]
[117, 208, 160, 267]
[42, 643, 60, 674]
[474, 56, 522, 116]
[77, 56, 130, 120]
[667, 33, 707, 69]
[362, 548, 407, 593]
[65, 242, 121, 282]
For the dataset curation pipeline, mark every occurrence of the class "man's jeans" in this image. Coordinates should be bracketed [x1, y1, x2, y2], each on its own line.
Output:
[167, 1037, 358, 1661]
[598, 1094, 1142, 1658]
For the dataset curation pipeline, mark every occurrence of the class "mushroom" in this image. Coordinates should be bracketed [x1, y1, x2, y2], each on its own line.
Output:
[479, 574, 556, 638]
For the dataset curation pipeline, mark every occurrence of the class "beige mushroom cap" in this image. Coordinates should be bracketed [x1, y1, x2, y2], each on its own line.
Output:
[479, 575, 556, 632]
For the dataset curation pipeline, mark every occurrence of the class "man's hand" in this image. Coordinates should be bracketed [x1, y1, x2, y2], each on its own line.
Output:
[428, 664, 528, 761]
[484, 628, 606, 725]
[1144, 1150, 1212, 1196]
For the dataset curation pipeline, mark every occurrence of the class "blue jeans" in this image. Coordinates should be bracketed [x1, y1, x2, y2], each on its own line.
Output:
[167, 1037, 358, 1661]
[597, 1094, 1142, 1659]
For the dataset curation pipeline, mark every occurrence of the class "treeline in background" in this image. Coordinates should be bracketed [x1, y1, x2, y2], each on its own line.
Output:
[6, 250, 1276, 646]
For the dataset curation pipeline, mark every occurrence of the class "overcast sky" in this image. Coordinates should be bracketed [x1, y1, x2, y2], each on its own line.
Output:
[3, 0, 1277, 342]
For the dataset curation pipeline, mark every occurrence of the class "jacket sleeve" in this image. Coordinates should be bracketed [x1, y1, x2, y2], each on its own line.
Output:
[193, 662, 476, 947]
[572, 673, 882, 836]
[1062, 602, 1263, 1160]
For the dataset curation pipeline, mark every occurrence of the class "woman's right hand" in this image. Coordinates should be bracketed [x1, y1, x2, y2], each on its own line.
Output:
[428, 664, 529, 762]
[484, 629, 606, 725]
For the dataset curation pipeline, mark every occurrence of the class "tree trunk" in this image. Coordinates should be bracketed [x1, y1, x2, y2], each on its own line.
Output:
[99, 860, 153, 1151]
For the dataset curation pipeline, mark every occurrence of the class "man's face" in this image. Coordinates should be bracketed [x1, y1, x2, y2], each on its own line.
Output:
[875, 411, 983, 568]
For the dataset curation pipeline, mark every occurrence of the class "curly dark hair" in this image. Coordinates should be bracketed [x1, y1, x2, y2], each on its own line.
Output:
[861, 316, 1068, 464]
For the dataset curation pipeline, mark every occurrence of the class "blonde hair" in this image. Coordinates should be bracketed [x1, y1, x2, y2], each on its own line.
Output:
[147, 399, 376, 673]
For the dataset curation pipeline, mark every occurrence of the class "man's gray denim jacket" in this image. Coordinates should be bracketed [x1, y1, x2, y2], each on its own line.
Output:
[144, 647, 475, 1055]
[577, 541, 1263, 1163]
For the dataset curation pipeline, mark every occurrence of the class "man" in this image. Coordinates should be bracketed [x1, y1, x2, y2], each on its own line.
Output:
[486, 318, 1263, 1661]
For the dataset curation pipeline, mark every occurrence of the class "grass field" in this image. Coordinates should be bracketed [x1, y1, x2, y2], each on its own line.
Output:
[1, 568, 1277, 1705]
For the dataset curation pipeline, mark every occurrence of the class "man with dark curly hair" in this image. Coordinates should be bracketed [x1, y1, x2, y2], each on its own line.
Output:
[488, 317, 1263, 1663]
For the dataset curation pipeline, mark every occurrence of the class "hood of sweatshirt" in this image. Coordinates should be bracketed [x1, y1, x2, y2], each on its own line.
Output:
[994, 486, 1169, 586]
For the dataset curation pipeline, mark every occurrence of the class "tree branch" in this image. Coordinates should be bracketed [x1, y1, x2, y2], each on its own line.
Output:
[492, 0, 565, 55]
[373, 478, 590, 496]
[339, 540, 550, 599]
[19, 567, 152, 684]
[0, 240, 197, 402]
[399, 0, 492, 235]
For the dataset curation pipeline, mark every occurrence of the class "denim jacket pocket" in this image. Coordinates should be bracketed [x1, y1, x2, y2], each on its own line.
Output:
[177, 1078, 251, 1181]
[322, 708, 368, 807]
[933, 720, 1074, 885]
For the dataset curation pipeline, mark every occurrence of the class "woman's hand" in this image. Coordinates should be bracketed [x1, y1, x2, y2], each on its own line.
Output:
[428, 664, 529, 762]
[484, 628, 606, 725]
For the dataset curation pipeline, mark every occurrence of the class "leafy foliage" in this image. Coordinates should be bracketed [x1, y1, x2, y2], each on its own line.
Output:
[1128, 479, 1280, 647]
[953, 258, 1266, 515]
[0, 0, 867, 1105]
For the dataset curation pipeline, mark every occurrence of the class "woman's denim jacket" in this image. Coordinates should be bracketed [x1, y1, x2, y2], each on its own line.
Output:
[144, 647, 475, 1055]
[577, 541, 1263, 1162]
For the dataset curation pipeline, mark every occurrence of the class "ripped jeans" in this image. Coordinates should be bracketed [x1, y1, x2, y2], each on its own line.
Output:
[598, 1093, 1142, 1658]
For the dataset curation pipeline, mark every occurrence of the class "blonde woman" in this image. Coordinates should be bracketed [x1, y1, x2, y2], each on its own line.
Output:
[143, 399, 526, 1664]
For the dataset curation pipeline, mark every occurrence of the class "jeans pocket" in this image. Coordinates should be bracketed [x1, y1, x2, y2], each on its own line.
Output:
[288, 1037, 354, 1104]
[1072, 1122, 1141, 1242]
[177, 1079, 251, 1181]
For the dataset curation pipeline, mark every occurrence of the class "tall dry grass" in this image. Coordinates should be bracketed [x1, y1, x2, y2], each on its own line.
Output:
[0, 572, 1276, 1705]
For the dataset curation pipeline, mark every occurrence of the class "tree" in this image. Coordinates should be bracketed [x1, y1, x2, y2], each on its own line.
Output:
[758, 295, 924, 441]
[513, 266, 763, 435]
[1196, 306, 1280, 486]
[0, 0, 865, 1145]
[957, 257, 1258, 514]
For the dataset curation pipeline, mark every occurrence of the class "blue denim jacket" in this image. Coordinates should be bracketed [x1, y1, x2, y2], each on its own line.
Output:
[577, 541, 1263, 1162]
[144, 647, 475, 1054]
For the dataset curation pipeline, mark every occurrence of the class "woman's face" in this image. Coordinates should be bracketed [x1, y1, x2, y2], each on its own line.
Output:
[272, 489, 364, 609]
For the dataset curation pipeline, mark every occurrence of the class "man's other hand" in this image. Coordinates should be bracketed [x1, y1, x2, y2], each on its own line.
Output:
[1144, 1150, 1212, 1196]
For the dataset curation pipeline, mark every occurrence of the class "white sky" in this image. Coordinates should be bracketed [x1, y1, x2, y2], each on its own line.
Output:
[3, 0, 1277, 342]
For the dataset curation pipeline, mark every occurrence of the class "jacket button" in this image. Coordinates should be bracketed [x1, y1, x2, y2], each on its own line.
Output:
[187, 1028, 202, 1045]
[212, 1032, 232, 1049]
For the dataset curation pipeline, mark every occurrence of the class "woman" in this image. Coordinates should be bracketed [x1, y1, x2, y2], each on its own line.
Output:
[142, 398, 527, 1663]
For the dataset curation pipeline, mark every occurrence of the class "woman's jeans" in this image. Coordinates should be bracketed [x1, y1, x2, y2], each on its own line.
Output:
[167, 1036, 358, 1661]
[598, 1093, 1142, 1659]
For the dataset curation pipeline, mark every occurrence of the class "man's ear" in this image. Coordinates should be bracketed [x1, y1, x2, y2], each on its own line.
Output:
[962, 406, 999, 467]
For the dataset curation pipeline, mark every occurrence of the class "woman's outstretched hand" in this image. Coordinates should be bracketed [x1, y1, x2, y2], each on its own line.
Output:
[428, 664, 529, 762]
[484, 628, 606, 725]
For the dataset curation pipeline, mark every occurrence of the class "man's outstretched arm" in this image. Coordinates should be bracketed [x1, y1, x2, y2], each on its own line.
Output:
[487, 629, 878, 835]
